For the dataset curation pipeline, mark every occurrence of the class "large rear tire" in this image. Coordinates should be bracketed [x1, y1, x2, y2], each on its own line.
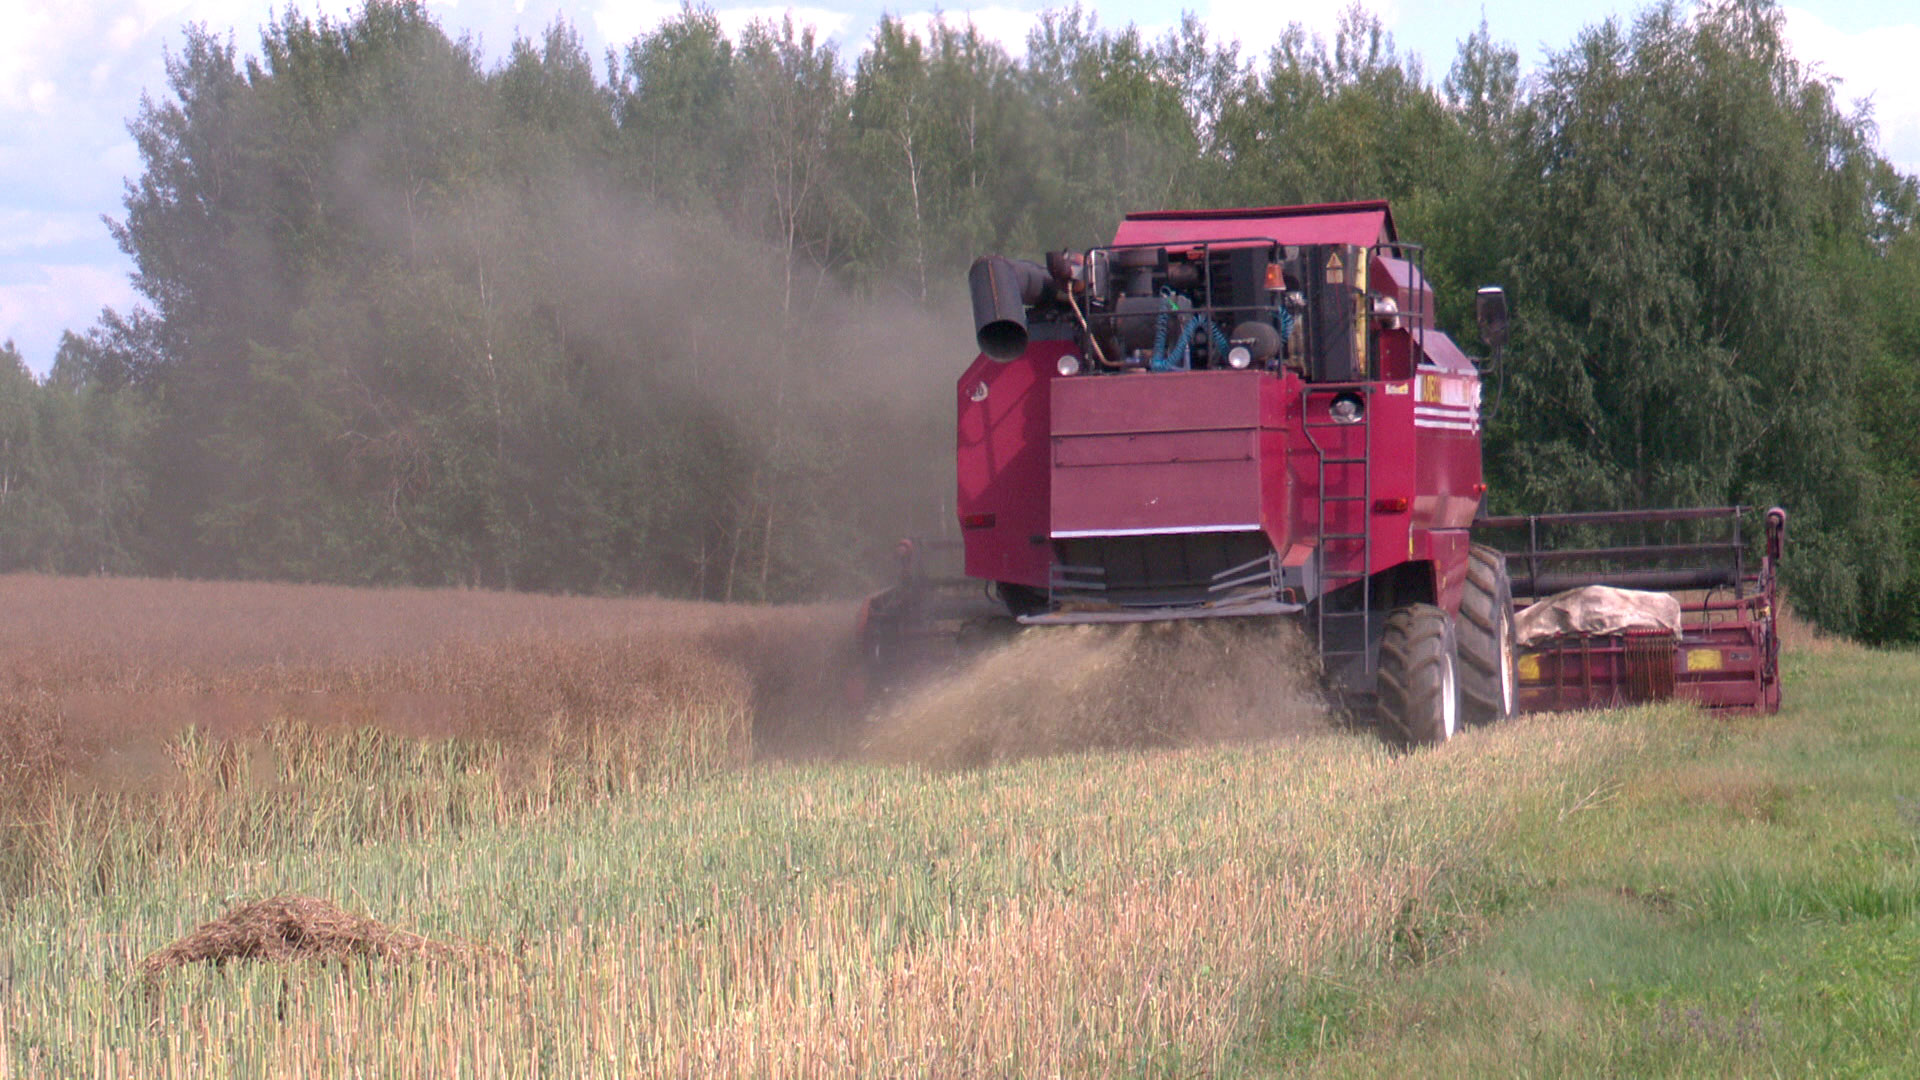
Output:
[1458, 543, 1518, 726]
[1376, 604, 1460, 747]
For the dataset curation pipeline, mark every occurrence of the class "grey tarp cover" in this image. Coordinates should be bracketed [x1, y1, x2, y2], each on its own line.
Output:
[1514, 585, 1682, 647]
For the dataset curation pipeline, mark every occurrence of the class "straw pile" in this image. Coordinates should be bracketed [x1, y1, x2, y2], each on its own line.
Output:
[139, 896, 462, 975]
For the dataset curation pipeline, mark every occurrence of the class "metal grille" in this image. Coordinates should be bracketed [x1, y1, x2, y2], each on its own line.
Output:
[1624, 634, 1677, 702]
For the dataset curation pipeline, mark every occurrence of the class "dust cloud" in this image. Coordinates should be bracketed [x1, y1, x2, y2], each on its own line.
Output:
[862, 619, 1333, 769]
[443, 170, 977, 592]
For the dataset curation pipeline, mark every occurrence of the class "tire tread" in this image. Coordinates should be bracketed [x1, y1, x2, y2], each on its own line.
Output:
[1457, 543, 1515, 726]
[1376, 604, 1456, 746]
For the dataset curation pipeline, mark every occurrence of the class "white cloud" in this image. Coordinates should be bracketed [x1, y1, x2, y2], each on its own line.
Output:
[714, 6, 855, 42]
[0, 264, 138, 375]
[893, 7, 1041, 55]
[593, 2, 853, 50]
[108, 12, 148, 51]
[0, 0, 367, 376]
[0, 0, 360, 120]
[0, 210, 110, 260]
[590, 0, 678, 48]
[0, 0, 63, 111]
[1784, 5, 1920, 176]
[1201, 0, 1403, 63]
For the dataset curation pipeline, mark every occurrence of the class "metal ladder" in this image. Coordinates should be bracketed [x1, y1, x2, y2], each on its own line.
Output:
[1302, 384, 1375, 687]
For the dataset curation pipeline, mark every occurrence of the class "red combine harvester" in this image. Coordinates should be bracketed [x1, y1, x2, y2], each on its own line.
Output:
[859, 200, 1784, 742]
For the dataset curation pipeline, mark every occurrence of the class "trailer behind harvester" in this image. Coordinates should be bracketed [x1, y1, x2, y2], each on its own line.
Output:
[858, 200, 1784, 742]
[1481, 505, 1785, 716]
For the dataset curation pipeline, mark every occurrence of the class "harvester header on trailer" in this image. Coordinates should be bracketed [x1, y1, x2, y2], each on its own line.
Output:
[861, 199, 1782, 745]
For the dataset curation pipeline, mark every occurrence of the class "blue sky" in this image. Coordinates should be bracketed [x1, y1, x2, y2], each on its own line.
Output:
[3, 0, 1916, 375]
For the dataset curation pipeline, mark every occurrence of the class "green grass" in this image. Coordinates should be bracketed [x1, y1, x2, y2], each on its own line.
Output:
[1250, 641, 1920, 1076]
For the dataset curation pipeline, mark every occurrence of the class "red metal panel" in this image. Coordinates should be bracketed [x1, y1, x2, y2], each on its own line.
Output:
[1370, 255, 1434, 316]
[1285, 380, 1455, 604]
[1054, 429, 1255, 468]
[1429, 531, 1472, 613]
[1052, 461, 1262, 537]
[1409, 330, 1487, 608]
[1418, 331, 1474, 372]
[1113, 202, 1394, 249]
[1260, 373, 1304, 555]
[1050, 371, 1265, 537]
[1368, 383, 1417, 581]
[1052, 370, 1261, 434]
[956, 344, 1065, 588]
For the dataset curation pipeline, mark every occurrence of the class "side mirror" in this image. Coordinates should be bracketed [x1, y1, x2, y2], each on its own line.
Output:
[1475, 286, 1509, 354]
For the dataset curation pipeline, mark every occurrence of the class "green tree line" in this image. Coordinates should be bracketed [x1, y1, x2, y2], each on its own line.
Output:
[2, 0, 1917, 637]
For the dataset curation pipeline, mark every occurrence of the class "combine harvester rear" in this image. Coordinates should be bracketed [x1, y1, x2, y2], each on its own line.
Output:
[859, 200, 1784, 743]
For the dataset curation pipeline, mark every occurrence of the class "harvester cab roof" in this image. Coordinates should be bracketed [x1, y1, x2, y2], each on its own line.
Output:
[969, 200, 1460, 385]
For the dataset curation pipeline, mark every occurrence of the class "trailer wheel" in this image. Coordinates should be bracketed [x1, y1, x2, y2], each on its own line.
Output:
[1376, 604, 1460, 747]
[1457, 543, 1517, 726]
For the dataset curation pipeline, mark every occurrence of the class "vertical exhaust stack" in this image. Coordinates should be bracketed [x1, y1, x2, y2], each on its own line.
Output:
[968, 256, 1057, 361]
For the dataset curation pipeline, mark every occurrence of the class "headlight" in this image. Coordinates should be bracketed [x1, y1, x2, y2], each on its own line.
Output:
[1374, 294, 1402, 330]
[1056, 354, 1083, 376]
[1330, 392, 1365, 424]
[1226, 345, 1252, 369]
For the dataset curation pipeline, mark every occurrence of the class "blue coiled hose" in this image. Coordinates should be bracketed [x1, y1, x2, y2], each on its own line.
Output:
[1148, 290, 1287, 371]
[1150, 290, 1234, 371]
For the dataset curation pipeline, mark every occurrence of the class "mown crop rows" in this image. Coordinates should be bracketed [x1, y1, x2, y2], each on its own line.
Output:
[0, 573, 1865, 1076]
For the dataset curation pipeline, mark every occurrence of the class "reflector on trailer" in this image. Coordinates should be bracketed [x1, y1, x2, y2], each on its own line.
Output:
[1685, 649, 1723, 672]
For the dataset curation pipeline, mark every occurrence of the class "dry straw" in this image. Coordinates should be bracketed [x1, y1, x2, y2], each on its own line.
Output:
[0, 573, 859, 904]
[139, 896, 464, 975]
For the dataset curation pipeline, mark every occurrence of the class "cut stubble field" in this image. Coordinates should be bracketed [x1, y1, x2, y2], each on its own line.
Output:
[0, 573, 1914, 1076]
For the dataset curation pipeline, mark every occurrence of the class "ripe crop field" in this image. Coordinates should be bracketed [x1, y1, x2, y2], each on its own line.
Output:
[0, 574, 1914, 1075]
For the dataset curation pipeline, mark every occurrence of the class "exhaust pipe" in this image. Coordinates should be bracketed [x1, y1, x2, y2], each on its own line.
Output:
[968, 256, 1055, 361]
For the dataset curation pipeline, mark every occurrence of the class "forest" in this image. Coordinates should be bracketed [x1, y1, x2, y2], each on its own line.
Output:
[1, 0, 1916, 639]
